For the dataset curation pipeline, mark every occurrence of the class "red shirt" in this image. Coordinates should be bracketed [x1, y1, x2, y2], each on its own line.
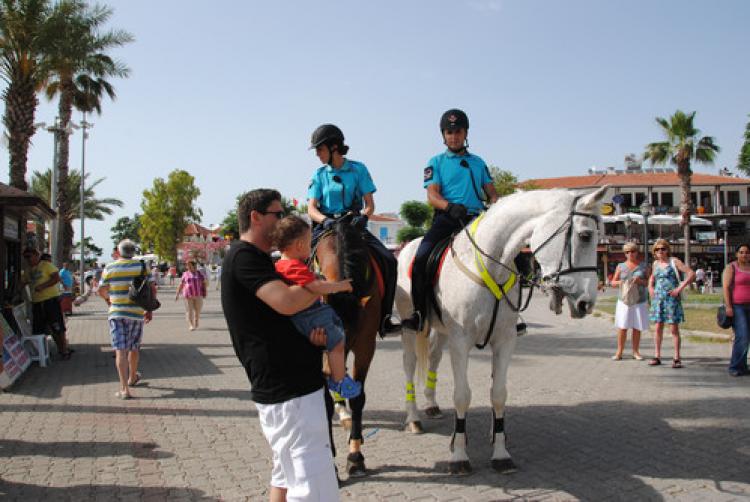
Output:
[275, 259, 316, 287]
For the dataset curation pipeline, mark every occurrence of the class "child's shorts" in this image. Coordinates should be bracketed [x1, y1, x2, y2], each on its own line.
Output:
[291, 301, 345, 352]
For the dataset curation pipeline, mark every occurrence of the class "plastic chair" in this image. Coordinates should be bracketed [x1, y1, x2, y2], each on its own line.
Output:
[21, 335, 51, 367]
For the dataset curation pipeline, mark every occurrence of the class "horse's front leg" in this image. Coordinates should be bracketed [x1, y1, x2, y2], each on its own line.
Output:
[346, 337, 375, 478]
[448, 338, 472, 475]
[401, 327, 423, 433]
[424, 330, 447, 418]
[490, 327, 518, 473]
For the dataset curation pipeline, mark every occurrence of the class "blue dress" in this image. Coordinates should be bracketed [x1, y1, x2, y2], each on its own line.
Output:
[649, 262, 684, 324]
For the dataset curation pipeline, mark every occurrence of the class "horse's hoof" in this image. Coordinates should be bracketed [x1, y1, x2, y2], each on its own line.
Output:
[491, 458, 517, 473]
[340, 418, 352, 430]
[424, 406, 443, 419]
[448, 460, 472, 475]
[346, 452, 367, 477]
[405, 421, 424, 434]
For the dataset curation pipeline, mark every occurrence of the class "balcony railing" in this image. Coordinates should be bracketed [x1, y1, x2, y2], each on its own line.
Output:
[622, 205, 750, 215]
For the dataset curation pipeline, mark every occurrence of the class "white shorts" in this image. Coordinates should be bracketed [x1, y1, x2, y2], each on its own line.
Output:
[255, 388, 339, 501]
[614, 300, 649, 332]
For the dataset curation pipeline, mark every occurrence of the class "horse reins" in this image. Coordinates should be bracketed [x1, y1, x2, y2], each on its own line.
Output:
[457, 194, 600, 349]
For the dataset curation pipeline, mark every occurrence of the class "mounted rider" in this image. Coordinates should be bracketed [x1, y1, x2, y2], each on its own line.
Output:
[307, 124, 400, 335]
[402, 109, 499, 331]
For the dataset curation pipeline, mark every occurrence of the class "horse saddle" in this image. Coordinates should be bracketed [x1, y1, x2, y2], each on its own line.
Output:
[409, 236, 453, 321]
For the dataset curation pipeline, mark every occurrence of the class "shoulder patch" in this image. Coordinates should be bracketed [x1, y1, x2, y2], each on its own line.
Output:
[424, 166, 434, 182]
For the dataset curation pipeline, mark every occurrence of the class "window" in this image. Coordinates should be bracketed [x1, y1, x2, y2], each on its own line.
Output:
[620, 193, 633, 207]
[634, 192, 646, 206]
[690, 192, 698, 207]
[727, 191, 740, 206]
[661, 192, 673, 207]
[651, 192, 659, 206]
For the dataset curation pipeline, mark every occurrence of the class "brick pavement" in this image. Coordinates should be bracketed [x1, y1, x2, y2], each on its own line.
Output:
[1, 284, 748, 501]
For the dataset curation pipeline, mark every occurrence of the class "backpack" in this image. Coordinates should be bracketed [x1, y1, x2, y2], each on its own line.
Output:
[128, 260, 161, 312]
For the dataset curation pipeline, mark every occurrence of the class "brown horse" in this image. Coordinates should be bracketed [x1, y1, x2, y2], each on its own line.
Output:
[314, 217, 383, 477]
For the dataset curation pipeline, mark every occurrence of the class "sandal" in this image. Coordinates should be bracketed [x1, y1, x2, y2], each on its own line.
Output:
[115, 391, 132, 400]
[611, 355, 622, 361]
[672, 359, 683, 369]
[128, 372, 142, 387]
[59, 349, 74, 360]
[648, 357, 661, 366]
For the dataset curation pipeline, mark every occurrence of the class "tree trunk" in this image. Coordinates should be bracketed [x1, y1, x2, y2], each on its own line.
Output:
[678, 162, 692, 266]
[54, 79, 75, 265]
[3, 74, 39, 191]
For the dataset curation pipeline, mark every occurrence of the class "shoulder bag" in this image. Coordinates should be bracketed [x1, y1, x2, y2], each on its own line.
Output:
[128, 260, 161, 312]
[717, 263, 734, 329]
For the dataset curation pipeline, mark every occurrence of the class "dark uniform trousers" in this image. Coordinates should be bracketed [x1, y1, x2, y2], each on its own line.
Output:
[312, 224, 398, 329]
[410, 211, 465, 316]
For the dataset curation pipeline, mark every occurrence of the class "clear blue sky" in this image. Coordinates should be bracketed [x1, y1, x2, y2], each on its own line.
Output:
[3, 0, 749, 259]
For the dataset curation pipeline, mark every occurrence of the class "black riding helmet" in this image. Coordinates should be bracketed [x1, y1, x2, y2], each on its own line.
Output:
[310, 124, 345, 149]
[439, 109, 469, 132]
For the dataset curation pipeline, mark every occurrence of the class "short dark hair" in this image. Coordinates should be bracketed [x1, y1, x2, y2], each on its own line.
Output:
[238, 189, 281, 233]
[272, 215, 310, 251]
[737, 243, 750, 253]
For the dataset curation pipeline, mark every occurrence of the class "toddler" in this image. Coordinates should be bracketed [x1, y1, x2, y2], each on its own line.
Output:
[273, 215, 361, 399]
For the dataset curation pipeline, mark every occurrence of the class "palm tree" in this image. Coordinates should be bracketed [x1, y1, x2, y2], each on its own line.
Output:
[644, 110, 720, 265]
[30, 167, 123, 260]
[0, 0, 55, 190]
[44, 0, 132, 262]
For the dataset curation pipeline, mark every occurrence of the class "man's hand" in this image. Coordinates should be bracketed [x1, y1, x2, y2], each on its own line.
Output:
[351, 215, 368, 230]
[144, 311, 153, 323]
[306, 278, 353, 295]
[446, 202, 468, 221]
[322, 218, 336, 230]
[308, 327, 327, 347]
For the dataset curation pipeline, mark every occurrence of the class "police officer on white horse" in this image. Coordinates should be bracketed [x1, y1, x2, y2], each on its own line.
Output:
[307, 124, 400, 334]
[402, 109, 499, 331]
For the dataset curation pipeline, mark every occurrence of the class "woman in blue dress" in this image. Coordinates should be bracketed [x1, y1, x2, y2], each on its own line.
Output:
[648, 239, 695, 368]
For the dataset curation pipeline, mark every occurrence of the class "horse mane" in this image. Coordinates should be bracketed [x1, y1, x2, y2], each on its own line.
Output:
[325, 220, 373, 328]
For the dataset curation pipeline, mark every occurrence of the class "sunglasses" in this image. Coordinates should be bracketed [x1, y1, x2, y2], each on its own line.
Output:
[654, 248, 667, 252]
[259, 210, 285, 219]
[624, 250, 636, 254]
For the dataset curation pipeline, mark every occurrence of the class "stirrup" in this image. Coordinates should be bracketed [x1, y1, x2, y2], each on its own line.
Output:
[380, 316, 401, 334]
[516, 322, 527, 336]
[401, 311, 423, 332]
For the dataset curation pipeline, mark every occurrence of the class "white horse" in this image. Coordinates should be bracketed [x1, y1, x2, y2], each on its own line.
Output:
[395, 187, 608, 474]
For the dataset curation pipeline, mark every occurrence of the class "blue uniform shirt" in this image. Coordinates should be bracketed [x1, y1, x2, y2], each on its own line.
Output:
[423, 150, 492, 215]
[307, 159, 377, 215]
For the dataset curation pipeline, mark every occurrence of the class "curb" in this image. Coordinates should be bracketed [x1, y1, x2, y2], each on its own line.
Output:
[592, 309, 733, 341]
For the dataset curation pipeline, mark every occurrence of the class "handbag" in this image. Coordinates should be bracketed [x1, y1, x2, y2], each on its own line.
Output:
[128, 260, 161, 312]
[620, 278, 641, 306]
[716, 305, 733, 329]
[669, 258, 685, 301]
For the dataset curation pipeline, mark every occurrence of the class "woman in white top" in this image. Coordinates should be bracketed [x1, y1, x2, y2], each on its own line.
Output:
[609, 242, 649, 360]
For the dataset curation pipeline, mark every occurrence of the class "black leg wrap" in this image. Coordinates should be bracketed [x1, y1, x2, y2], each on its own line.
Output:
[455, 416, 466, 434]
[494, 417, 504, 434]
[348, 392, 366, 443]
[324, 388, 336, 458]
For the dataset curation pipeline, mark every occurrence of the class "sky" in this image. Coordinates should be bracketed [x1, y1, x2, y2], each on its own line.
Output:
[2, 0, 749, 260]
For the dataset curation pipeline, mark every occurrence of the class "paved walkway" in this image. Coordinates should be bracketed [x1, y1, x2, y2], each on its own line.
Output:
[1, 284, 748, 501]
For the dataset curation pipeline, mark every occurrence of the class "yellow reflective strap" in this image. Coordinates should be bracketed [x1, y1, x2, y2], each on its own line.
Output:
[405, 382, 416, 402]
[469, 213, 517, 301]
[332, 391, 344, 403]
[426, 370, 437, 389]
[427, 370, 437, 380]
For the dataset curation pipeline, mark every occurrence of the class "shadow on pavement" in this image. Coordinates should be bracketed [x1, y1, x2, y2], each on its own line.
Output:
[350, 396, 750, 499]
[0, 480, 212, 501]
[0, 438, 172, 460]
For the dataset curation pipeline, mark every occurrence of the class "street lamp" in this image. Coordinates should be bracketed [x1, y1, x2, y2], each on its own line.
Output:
[79, 113, 93, 289]
[35, 118, 76, 264]
[718, 219, 729, 270]
[641, 201, 652, 267]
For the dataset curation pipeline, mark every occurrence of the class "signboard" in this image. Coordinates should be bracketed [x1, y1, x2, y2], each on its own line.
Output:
[696, 231, 717, 242]
[0, 316, 31, 389]
[612, 195, 624, 205]
[3, 215, 19, 241]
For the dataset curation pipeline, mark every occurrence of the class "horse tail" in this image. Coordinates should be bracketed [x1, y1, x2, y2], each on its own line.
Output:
[415, 327, 431, 384]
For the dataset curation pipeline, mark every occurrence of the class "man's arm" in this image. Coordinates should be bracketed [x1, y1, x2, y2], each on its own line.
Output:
[308, 198, 328, 224]
[426, 184, 450, 211]
[35, 271, 60, 292]
[256, 279, 319, 315]
[483, 182, 498, 204]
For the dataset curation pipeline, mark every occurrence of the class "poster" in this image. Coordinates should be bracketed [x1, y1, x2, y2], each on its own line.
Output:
[0, 315, 31, 389]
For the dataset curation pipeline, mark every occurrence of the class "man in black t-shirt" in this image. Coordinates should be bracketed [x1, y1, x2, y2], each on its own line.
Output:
[221, 189, 339, 501]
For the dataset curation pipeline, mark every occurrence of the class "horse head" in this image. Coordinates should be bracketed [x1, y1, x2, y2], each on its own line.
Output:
[317, 217, 373, 328]
[529, 186, 609, 318]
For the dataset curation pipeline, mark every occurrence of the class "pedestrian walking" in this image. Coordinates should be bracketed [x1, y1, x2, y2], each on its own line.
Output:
[609, 242, 648, 360]
[23, 248, 73, 359]
[168, 264, 177, 286]
[98, 239, 156, 399]
[214, 264, 221, 290]
[175, 260, 207, 331]
[221, 189, 339, 501]
[723, 243, 750, 377]
[648, 239, 695, 368]
[695, 266, 705, 293]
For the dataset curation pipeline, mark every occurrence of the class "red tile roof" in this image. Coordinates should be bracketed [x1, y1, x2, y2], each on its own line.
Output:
[184, 223, 212, 237]
[520, 172, 750, 190]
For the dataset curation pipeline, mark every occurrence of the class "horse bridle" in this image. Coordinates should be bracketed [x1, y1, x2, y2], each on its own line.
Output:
[461, 194, 600, 312]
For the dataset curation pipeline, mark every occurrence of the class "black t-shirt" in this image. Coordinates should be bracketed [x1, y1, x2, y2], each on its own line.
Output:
[221, 240, 324, 404]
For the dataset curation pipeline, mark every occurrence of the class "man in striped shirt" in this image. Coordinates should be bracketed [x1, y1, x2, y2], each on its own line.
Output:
[98, 239, 157, 399]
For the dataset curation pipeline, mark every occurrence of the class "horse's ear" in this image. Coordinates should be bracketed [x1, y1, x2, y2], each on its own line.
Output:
[577, 185, 610, 211]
